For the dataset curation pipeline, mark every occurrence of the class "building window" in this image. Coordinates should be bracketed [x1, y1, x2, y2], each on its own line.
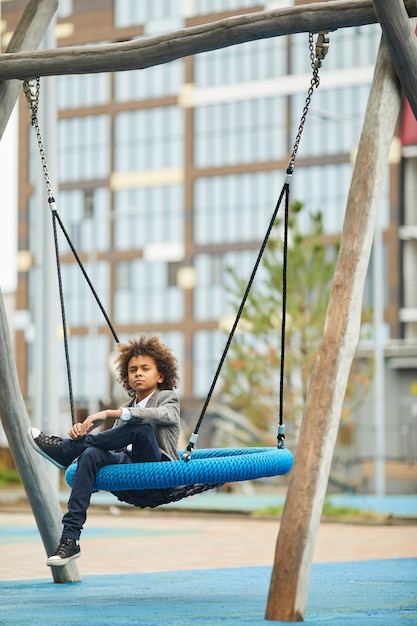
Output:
[194, 171, 282, 245]
[28, 333, 110, 404]
[193, 329, 226, 398]
[57, 188, 111, 253]
[291, 161, 389, 236]
[291, 86, 369, 159]
[194, 97, 286, 167]
[57, 0, 73, 18]
[58, 115, 110, 182]
[167, 261, 182, 287]
[290, 25, 380, 75]
[292, 164, 354, 236]
[27, 194, 38, 256]
[363, 243, 389, 311]
[114, 106, 184, 171]
[114, 0, 180, 27]
[114, 184, 184, 250]
[28, 187, 110, 261]
[193, 250, 259, 321]
[28, 125, 38, 186]
[195, 37, 286, 87]
[113, 258, 183, 324]
[194, 0, 260, 16]
[58, 334, 108, 403]
[115, 59, 183, 101]
[57, 73, 110, 109]
[60, 260, 111, 327]
[26, 262, 111, 397]
[114, 0, 143, 27]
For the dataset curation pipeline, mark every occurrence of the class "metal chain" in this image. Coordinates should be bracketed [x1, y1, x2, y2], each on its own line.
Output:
[23, 78, 76, 424]
[23, 78, 55, 203]
[184, 31, 330, 459]
[287, 32, 329, 175]
[281, 32, 329, 448]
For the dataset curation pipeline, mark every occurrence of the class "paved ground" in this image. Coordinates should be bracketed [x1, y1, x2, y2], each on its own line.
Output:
[0, 491, 416, 624]
[1, 507, 417, 580]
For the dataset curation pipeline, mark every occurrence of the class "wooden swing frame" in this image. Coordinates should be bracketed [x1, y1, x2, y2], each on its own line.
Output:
[0, 0, 416, 618]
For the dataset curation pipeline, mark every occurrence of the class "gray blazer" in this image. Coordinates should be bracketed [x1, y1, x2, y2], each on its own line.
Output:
[117, 389, 180, 461]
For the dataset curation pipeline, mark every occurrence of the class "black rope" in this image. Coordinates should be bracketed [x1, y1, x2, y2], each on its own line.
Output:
[24, 77, 120, 427]
[50, 201, 76, 425]
[185, 32, 328, 459]
[25, 30, 327, 450]
[50, 199, 121, 424]
[278, 181, 290, 448]
[183, 180, 290, 459]
[52, 206, 120, 423]
[52, 211, 120, 345]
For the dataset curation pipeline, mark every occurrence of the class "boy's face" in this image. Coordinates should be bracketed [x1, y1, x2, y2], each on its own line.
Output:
[127, 354, 164, 401]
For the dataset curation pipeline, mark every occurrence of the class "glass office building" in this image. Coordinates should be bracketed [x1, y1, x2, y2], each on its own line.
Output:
[3, 0, 416, 483]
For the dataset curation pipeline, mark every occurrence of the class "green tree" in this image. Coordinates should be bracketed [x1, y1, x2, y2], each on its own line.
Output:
[220, 202, 372, 445]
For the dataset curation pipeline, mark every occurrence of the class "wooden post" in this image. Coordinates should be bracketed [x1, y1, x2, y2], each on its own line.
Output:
[0, 294, 80, 582]
[0, 0, 80, 583]
[265, 35, 401, 622]
[0, 0, 416, 80]
[373, 0, 417, 118]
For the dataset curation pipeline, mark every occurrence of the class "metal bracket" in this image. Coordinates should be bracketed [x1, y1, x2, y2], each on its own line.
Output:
[315, 32, 330, 68]
[22, 79, 37, 104]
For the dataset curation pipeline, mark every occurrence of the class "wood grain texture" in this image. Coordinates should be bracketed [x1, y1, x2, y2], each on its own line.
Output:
[0, 0, 58, 139]
[373, 0, 417, 117]
[0, 0, 416, 80]
[0, 0, 79, 584]
[265, 35, 402, 622]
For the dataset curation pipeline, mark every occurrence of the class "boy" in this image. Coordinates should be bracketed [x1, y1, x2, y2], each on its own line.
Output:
[28, 335, 180, 566]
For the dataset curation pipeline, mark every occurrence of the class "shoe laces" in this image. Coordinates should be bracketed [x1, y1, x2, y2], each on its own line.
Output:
[38, 433, 63, 448]
[54, 538, 75, 556]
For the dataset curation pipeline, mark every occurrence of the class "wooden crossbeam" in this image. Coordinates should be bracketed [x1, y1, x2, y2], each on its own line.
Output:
[0, 0, 416, 80]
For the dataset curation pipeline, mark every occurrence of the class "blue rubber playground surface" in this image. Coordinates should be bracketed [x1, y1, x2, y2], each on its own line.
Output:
[1, 492, 416, 624]
[0, 559, 416, 625]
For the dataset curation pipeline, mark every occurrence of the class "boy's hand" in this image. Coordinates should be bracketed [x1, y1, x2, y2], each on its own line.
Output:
[68, 412, 104, 439]
[68, 409, 121, 439]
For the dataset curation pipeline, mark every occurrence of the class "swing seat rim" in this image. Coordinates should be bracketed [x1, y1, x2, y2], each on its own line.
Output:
[65, 446, 294, 493]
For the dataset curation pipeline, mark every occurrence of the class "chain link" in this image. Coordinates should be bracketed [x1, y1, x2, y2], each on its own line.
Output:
[287, 32, 329, 175]
[22, 78, 76, 422]
[23, 78, 55, 204]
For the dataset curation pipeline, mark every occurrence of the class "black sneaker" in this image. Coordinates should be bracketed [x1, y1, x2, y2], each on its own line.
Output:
[47, 537, 80, 567]
[28, 427, 68, 470]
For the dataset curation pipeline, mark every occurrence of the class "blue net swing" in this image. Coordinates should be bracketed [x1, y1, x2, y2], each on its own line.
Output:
[24, 32, 330, 508]
[63, 170, 294, 508]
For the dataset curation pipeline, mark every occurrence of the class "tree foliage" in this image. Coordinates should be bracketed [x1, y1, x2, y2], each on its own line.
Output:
[220, 203, 372, 444]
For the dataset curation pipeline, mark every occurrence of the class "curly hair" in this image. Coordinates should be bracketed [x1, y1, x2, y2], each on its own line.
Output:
[115, 335, 179, 397]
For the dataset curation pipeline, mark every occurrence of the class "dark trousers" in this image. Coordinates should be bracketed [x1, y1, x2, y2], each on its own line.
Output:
[61, 423, 161, 540]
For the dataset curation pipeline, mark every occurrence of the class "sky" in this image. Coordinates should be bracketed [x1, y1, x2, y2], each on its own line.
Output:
[0, 104, 18, 293]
